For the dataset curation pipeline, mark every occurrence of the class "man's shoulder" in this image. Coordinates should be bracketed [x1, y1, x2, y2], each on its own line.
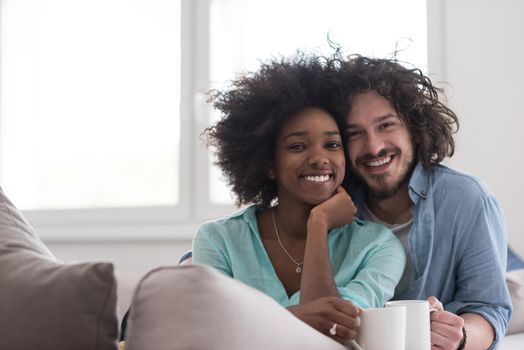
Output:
[423, 164, 494, 198]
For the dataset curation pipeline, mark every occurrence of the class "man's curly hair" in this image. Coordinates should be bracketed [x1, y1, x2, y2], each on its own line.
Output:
[331, 55, 459, 168]
[203, 53, 346, 208]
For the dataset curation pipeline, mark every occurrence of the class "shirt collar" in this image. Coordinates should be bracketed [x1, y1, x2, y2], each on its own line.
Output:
[407, 162, 429, 204]
[354, 161, 429, 215]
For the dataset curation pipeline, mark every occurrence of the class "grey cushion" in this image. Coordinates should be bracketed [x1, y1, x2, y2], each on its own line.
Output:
[0, 188, 119, 350]
[125, 264, 346, 350]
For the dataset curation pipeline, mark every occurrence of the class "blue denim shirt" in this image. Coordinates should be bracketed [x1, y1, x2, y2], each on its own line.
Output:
[354, 163, 512, 349]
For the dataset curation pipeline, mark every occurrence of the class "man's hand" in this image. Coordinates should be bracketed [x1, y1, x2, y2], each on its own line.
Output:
[288, 296, 361, 345]
[427, 296, 464, 349]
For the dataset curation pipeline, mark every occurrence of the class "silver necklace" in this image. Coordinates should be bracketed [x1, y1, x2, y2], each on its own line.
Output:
[271, 209, 304, 274]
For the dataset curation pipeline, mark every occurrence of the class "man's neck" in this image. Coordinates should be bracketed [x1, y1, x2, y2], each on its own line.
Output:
[367, 183, 413, 225]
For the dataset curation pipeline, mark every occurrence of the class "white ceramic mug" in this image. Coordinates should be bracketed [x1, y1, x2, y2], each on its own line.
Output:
[355, 306, 406, 350]
[385, 300, 432, 350]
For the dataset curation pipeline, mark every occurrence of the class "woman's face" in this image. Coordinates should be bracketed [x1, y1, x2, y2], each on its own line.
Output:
[268, 107, 345, 206]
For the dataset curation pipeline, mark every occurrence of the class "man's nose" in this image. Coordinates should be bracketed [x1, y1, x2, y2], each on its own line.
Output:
[364, 132, 385, 156]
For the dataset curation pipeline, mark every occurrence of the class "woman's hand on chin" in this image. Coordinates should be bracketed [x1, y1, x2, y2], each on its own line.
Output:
[309, 186, 357, 229]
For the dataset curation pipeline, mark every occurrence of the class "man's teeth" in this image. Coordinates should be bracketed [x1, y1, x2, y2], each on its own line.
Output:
[366, 156, 392, 167]
[303, 175, 330, 182]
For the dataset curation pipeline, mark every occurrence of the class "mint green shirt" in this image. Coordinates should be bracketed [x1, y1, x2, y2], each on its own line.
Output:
[192, 205, 405, 309]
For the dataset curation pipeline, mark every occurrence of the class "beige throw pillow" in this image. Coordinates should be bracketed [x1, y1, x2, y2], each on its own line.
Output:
[0, 188, 119, 350]
[507, 268, 524, 335]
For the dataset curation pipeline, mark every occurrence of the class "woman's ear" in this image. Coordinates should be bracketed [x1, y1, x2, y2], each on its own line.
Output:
[267, 162, 276, 179]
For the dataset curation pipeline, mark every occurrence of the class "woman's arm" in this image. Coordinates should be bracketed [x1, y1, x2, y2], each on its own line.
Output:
[287, 187, 361, 344]
[192, 223, 232, 277]
[299, 186, 356, 303]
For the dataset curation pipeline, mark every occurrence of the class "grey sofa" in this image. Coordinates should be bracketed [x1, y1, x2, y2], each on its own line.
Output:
[1, 186, 523, 349]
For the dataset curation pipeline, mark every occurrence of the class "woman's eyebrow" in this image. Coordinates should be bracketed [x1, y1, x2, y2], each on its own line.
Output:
[283, 131, 307, 140]
[284, 130, 340, 140]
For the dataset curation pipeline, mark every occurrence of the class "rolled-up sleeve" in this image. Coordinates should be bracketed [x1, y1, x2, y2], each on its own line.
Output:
[337, 227, 406, 309]
[192, 222, 233, 277]
[445, 194, 511, 349]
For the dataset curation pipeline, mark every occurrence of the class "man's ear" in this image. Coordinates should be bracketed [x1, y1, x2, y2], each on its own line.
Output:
[267, 162, 276, 179]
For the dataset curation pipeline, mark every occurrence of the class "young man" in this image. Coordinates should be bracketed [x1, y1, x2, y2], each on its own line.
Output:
[336, 55, 512, 350]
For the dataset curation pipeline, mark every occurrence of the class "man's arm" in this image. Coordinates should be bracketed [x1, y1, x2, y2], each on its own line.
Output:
[462, 313, 494, 350]
[443, 192, 511, 348]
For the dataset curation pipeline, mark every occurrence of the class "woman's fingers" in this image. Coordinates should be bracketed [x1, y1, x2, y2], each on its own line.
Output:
[288, 297, 362, 344]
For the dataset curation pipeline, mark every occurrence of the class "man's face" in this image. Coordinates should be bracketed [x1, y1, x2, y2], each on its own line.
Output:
[345, 90, 414, 199]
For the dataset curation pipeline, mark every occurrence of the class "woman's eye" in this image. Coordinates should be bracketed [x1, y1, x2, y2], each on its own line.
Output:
[288, 144, 306, 151]
[326, 141, 342, 150]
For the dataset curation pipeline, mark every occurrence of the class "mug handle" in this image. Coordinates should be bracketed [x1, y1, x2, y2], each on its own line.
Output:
[350, 340, 364, 350]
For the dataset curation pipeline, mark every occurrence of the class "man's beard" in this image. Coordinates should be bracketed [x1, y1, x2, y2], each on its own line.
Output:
[353, 147, 415, 200]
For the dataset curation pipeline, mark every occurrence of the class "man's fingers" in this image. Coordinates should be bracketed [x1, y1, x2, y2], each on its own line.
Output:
[430, 311, 464, 349]
[426, 296, 443, 311]
[430, 323, 463, 349]
[431, 329, 455, 349]
[430, 310, 464, 328]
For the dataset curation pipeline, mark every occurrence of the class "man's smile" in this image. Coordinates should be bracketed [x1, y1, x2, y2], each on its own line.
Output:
[365, 155, 393, 168]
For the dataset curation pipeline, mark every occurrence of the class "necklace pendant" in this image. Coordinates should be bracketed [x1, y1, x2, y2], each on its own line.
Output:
[296, 266, 302, 273]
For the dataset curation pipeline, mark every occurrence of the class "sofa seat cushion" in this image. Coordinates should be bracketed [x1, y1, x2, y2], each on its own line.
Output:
[499, 332, 524, 350]
[507, 268, 524, 335]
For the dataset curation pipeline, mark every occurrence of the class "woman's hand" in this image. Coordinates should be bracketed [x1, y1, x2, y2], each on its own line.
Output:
[309, 186, 357, 230]
[287, 296, 361, 345]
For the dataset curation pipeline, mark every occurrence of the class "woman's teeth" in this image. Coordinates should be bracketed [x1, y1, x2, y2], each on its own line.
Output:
[303, 175, 330, 182]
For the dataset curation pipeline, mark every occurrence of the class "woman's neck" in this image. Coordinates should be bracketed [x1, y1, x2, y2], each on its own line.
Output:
[271, 201, 312, 239]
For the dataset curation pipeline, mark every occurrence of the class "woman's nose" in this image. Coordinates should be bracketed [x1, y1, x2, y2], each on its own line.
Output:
[308, 151, 329, 168]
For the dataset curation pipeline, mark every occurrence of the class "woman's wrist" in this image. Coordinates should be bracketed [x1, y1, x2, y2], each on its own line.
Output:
[307, 209, 329, 233]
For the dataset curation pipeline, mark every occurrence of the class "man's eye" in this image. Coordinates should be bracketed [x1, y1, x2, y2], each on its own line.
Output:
[347, 130, 363, 139]
[379, 122, 395, 130]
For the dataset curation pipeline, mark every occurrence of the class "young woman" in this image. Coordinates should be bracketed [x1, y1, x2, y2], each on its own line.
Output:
[194, 53, 405, 345]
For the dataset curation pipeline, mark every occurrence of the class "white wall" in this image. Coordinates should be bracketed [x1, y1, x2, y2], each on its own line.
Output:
[428, 0, 524, 256]
[41, 0, 524, 316]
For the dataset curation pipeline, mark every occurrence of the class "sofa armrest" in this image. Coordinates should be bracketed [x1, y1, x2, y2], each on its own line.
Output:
[125, 265, 345, 350]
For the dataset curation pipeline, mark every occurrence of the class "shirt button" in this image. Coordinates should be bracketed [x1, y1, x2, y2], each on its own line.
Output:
[421, 191, 427, 197]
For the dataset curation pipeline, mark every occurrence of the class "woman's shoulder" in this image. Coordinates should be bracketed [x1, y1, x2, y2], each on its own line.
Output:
[352, 218, 393, 233]
[196, 205, 259, 237]
[343, 219, 397, 243]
